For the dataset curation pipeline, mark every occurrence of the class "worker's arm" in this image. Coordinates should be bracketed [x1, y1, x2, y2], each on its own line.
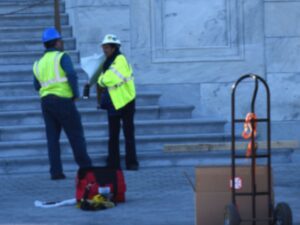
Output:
[98, 56, 129, 88]
[98, 71, 120, 88]
[33, 61, 41, 91]
[60, 53, 80, 99]
[33, 76, 41, 91]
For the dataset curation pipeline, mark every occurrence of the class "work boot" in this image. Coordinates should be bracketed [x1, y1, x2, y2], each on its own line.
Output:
[126, 162, 139, 171]
[51, 173, 66, 180]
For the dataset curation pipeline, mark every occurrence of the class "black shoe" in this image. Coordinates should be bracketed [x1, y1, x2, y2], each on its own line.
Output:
[51, 173, 66, 180]
[105, 164, 121, 170]
[126, 164, 139, 171]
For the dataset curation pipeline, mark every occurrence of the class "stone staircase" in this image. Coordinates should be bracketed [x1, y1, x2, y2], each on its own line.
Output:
[0, 0, 233, 173]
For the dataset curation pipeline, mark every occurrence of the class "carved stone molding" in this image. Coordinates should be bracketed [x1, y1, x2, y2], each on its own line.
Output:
[150, 0, 244, 62]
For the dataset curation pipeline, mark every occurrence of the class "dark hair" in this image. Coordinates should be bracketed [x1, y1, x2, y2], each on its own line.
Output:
[108, 43, 120, 50]
[44, 39, 59, 49]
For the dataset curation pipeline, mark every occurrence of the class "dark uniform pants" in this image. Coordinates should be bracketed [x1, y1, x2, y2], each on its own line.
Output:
[107, 100, 138, 169]
[41, 95, 92, 176]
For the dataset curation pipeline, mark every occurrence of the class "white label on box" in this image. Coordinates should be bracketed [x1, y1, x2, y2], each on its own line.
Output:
[230, 177, 243, 190]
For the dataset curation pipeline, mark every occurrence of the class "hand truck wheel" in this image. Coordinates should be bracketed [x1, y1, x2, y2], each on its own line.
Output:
[274, 202, 293, 225]
[224, 204, 241, 225]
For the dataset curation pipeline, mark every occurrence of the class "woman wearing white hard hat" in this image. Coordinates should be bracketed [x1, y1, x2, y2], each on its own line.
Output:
[98, 34, 139, 170]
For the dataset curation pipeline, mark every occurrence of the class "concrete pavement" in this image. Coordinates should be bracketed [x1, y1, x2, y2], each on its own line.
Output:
[0, 167, 195, 225]
[0, 161, 299, 225]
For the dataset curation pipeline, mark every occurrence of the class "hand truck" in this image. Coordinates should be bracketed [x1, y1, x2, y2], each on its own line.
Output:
[224, 74, 292, 225]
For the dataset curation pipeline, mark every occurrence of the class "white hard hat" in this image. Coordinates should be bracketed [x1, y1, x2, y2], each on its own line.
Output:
[101, 34, 121, 46]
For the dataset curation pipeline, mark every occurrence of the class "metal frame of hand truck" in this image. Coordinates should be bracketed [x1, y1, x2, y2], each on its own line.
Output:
[226, 74, 292, 225]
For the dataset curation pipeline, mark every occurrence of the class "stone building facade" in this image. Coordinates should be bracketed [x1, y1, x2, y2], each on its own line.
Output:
[65, 0, 300, 142]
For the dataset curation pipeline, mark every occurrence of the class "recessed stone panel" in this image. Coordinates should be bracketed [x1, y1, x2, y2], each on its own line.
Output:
[150, 0, 244, 62]
[163, 0, 227, 48]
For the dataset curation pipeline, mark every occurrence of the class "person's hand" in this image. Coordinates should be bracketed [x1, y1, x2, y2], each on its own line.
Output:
[72, 97, 79, 102]
[83, 83, 90, 99]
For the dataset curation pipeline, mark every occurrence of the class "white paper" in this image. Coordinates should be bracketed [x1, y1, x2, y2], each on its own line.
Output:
[81, 53, 106, 86]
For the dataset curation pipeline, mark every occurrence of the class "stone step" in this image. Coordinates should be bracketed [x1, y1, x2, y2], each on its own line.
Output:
[164, 140, 300, 153]
[0, 93, 160, 111]
[0, 38, 76, 52]
[0, 13, 69, 27]
[0, 80, 160, 100]
[0, 0, 47, 1]
[0, 1, 65, 14]
[0, 64, 84, 82]
[0, 50, 79, 65]
[0, 149, 294, 175]
[0, 26, 73, 39]
[0, 105, 194, 126]
[0, 119, 226, 141]
[0, 133, 231, 158]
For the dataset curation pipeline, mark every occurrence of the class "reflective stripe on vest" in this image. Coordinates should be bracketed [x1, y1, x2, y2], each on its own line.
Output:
[108, 66, 133, 91]
[35, 52, 67, 88]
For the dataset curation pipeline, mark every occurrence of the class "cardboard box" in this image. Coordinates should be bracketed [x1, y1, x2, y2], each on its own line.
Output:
[195, 166, 273, 225]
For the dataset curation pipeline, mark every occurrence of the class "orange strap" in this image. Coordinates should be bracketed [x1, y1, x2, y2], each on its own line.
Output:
[242, 113, 257, 157]
[246, 142, 258, 157]
[242, 113, 257, 139]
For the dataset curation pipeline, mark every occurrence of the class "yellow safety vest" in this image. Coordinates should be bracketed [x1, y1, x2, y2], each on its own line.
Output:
[33, 51, 73, 98]
[98, 54, 136, 110]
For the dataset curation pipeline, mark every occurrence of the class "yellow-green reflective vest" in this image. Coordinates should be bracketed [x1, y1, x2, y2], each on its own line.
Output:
[98, 54, 136, 110]
[33, 51, 73, 98]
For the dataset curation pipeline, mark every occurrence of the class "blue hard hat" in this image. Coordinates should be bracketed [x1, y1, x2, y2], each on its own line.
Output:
[42, 28, 62, 43]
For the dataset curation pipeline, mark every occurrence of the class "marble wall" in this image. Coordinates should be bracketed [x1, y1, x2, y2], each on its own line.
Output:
[130, 0, 264, 84]
[65, 0, 131, 57]
[65, 0, 300, 140]
[264, 0, 300, 140]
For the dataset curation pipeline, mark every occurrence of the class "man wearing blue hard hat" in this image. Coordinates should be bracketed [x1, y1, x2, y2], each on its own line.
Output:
[33, 27, 92, 180]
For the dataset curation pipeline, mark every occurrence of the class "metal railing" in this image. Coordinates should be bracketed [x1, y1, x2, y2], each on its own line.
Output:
[54, 0, 61, 33]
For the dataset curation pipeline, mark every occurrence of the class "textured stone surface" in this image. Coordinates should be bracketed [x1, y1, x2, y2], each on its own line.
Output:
[0, 1, 232, 166]
[129, 0, 264, 84]
[164, 140, 299, 153]
[66, 0, 264, 84]
[268, 73, 300, 120]
[264, 0, 300, 144]
[0, 167, 195, 225]
[66, 0, 300, 146]
[63, 0, 300, 145]
[200, 81, 267, 120]
[137, 83, 202, 116]
[265, 2, 300, 37]
[0, 165, 299, 225]
[266, 38, 300, 73]
[163, 0, 227, 48]
[65, 0, 130, 57]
